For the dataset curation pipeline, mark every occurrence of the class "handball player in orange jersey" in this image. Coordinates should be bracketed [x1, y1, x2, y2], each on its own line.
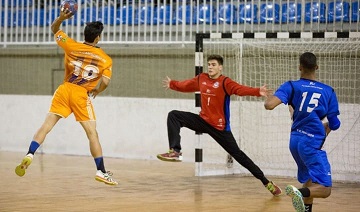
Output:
[15, 7, 117, 185]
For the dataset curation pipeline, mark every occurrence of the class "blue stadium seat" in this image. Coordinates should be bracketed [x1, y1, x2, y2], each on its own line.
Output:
[139, 5, 156, 25]
[0, 10, 4, 26]
[238, 3, 258, 23]
[31, 8, 47, 26]
[81, 7, 99, 25]
[216, 3, 237, 24]
[99, 6, 121, 25]
[259, 2, 280, 23]
[154, 5, 174, 25]
[18, 9, 31, 26]
[2, 0, 33, 7]
[120, 6, 136, 25]
[118, 6, 127, 25]
[196, 4, 215, 24]
[305, 2, 326, 23]
[328, 1, 350, 22]
[282, 2, 301, 23]
[351, 1, 359, 22]
[1, 9, 30, 27]
[175, 4, 195, 24]
[1, 9, 12, 27]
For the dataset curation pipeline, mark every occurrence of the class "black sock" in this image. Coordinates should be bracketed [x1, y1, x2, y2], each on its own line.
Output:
[299, 187, 311, 197]
[262, 178, 270, 186]
[305, 204, 312, 212]
[94, 157, 106, 173]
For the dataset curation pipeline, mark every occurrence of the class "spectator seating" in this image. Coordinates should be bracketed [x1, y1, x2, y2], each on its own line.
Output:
[99, 6, 120, 26]
[282, 2, 301, 23]
[352, 1, 359, 22]
[259, 2, 280, 23]
[155, 5, 174, 25]
[2, 1, 359, 27]
[196, 4, 215, 24]
[238, 3, 258, 23]
[328, 1, 350, 22]
[31, 8, 47, 26]
[305, 2, 326, 23]
[216, 3, 237, 24]
[1, 8, 28, 27]
[80, 7, 98, 25]
[120, 6, 136, 25]
[174, 4, 195, 24]
[1, 9, 13, 27]
[1, 0, 33, 7]
[138, 5, 155, 25]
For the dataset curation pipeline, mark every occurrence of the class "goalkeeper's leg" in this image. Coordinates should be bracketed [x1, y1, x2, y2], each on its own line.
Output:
[209, 130, 282, 196]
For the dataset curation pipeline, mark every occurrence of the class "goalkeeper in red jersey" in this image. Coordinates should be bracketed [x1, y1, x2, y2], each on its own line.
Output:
[157, 54, 282, 196]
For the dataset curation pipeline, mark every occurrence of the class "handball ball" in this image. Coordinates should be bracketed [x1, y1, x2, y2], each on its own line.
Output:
[60, 0, 78, 15]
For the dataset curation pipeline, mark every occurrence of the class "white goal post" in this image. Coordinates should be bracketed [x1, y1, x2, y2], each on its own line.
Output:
[194, 32, 360, 183]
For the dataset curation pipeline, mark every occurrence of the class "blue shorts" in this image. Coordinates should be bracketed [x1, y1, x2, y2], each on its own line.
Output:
[289, 132, 332, 187]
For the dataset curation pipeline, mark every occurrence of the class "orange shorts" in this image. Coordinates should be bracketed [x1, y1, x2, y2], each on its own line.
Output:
[49, 82, 96, 121]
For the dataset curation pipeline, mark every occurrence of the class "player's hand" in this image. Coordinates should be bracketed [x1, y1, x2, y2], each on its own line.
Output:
[162, 76, 171, 90]
[59, 7, 74, 20]
[259, 84, 273, 97]
[323, 122, 331, 137]
[89, 89, 100, 99]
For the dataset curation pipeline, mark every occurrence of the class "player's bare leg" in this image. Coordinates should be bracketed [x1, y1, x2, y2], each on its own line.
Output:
[80, 121, 102, 158]
[302, 180, 331, 212]
[33, 113, 62, 145]
[80, 121, 118, 185]
[15, 113, 61, 177]
[304, 180, 331, 198]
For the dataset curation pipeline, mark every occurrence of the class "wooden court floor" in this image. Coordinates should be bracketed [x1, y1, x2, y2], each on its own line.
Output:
[1, 151, 359, 212]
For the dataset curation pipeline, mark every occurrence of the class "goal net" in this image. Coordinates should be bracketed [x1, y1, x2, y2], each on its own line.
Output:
[194, 32, 360, 183]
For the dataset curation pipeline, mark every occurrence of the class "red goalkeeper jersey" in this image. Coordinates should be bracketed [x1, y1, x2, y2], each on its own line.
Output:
[170, 73, 261, 131]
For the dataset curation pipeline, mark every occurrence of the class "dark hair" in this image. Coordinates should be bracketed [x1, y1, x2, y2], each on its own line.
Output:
[300, 52, 317, 70]
[84, 21, 104, 43]
[207, 54, 223, 65]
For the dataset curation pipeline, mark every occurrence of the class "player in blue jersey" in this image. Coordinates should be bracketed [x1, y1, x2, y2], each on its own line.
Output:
[264, 52, 341, 212]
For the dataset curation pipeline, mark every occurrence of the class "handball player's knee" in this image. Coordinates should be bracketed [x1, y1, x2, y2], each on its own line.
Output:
[322, 187, 331, 198]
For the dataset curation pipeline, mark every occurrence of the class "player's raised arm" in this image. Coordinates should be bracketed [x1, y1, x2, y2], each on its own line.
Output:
[51, 8, 73, 34]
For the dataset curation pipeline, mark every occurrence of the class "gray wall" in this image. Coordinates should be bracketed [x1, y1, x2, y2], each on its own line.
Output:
[1, 43, 359, 104]
[0, 44, 196, 99]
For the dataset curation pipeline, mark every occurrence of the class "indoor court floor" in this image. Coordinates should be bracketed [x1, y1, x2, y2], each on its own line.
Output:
[1, 151, 359, 212]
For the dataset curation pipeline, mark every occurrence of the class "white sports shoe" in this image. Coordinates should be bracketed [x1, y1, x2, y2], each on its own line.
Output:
[95, 170, 118, 185]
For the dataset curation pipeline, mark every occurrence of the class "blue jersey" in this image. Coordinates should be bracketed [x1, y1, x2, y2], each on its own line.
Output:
[274, 78, 340, 140]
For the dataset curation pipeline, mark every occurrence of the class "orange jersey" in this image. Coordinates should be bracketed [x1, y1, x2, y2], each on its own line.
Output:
[55, 30, 112, 91]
